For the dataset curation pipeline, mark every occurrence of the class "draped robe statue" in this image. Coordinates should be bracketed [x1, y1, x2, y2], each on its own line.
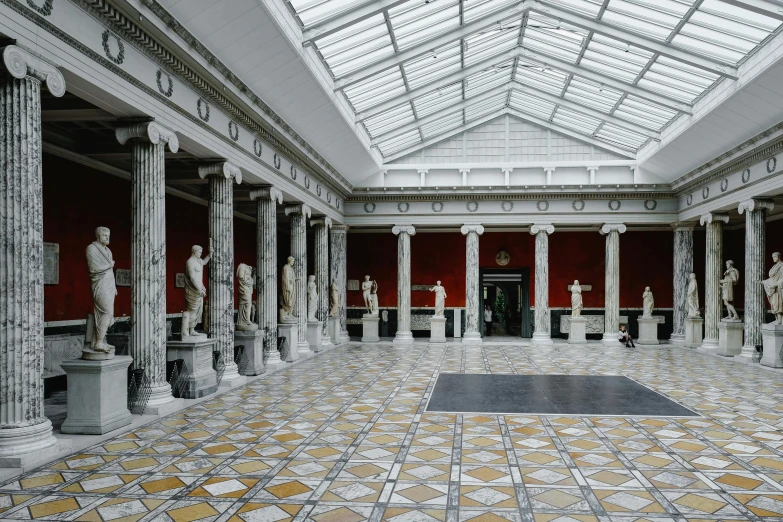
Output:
[430, 281, 447, 317]
[763, 252, 783, 324]
[85, 226, 117, 355]
[642, 287, 654, 317]
[184, 244, 210, 337]
[329, 282, 339, 317]
[720, 260, 740, 320]
[279, 256, 297, 324]
[687, 273, 700, 318]
[571, 280, 583, 316]
[236, 263, 258, 331]
[307, 275, 318, 322]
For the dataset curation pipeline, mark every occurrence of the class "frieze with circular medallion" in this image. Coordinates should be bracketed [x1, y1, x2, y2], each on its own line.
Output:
[102, 30, 124, 65]
[432, 202, 444, 213]
[608, 200, 621, 211]
[156, 70, 173, 97]
[364, 202, 375, 213]
[466, 201, 479, 213]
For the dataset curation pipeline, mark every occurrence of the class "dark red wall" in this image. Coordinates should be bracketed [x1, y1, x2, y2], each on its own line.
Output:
[347, 233, 398, 307]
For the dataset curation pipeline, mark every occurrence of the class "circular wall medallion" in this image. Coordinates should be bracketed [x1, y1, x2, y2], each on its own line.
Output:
[536, 200, 549, 212]
[228, 121, 239, 141]
[156, 70, 173, 97]
[686, 194, 693, 206]
[495, 250, 510, 266]
[720, 178, 728, 192]
[197, 98, 210, 122]
[742, 168, 751, 184]
[273, 154, 281, 170]
[768, 156, 777, 173]
[608, 199, 621, 211]
[702, 186, 709, 200]
[363, 202, 375, 213]
[102, 30, 124, 65]
[28, 0, 53, 16]
[253, 138, 262, 157]
[501, 201, 513, 212]
[644, 200, 657, 211]
[397, 202, 410, 213]
[316, 184, 322, 197]
[304, 176, 310, 189]
[431, 201, 444, 213]
[290, 165, 297, 180]
[336, 199, 341, 209]
[466, 201, 479, 213]
[572, 200, 585, 212]
[327, 192, 332, 204]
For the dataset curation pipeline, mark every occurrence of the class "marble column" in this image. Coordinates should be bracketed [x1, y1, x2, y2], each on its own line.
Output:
[250, 187, 284, 364]
[738, 199, 774, 359]
[285, 205, 312, 353]
[461, 225, 485, 344]
[670, 223, 694, 344]
[0, 46, 64, 463]
[311, 218, 333, 347]
[393, 225, 416, 346]
[530, 224, 555, 345]
[199, 162, 242, 380]
[699, 212, 729, 351]
[601, 224, 626, 346]
[330, 225, 350, 343]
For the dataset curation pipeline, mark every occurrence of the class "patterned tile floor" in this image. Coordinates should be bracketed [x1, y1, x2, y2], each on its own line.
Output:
[4, 342, 783, 521]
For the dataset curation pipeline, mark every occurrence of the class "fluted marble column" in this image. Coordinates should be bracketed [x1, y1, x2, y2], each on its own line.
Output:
[461, 225, 484, 344]
[699, 212, 729, 351]
[330, 225, 350, 343]
[670, 223, 694, 344]
[0, 46, 64, 463]
[250, 187, 283, 364]
[530, 224, 555, 345]
[311, 218, 333, 347]
[393, 225, 416, 346]
[199, 162, 241, 381]
[285, 205, 312, 353]
[739, 199, 774, 359]
[601, 224, 626, 346]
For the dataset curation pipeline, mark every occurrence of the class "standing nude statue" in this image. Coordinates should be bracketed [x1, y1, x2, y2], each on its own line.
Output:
[183, 242, 211, 337]
[362, 275, 375, 315]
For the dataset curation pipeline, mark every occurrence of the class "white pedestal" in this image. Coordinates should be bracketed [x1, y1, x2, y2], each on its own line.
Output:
[568, 317, 587, 344]
[277, 324, 299, 362]
[717, 319, 743, 357]
[531, 332, 553, 346]
[328, 317, 340, 345]
[166, 338, 218, 399]
[761, 323, 783, 368]
[430, 316, 446, 343]
[362, 315, 380, 343]
[60, 356, 133, 435]
[307, 321, 323, 352]
[698, 338, 719, 354]
[637, 317, 659, 345]
[685, 317, 703, 348]
[234, 330, 265, 376]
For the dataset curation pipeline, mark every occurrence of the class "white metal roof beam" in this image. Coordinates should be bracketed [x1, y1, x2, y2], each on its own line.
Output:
[302, 0, 411, 45]
[716, 0, 783, 22]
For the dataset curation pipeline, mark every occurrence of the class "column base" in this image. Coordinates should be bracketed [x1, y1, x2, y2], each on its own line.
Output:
[669, 333, 685, 344]
[462, 332, 482, 345]
[602, 332, 620, 347]
[221, 362, 242, 383]
[531, 332, 553, 346]
[144, 384, 184, 416]
[736, 343, 758, 361]
[0, 419, 59, 468]
[219, 375, 248, 388]
[761, 323, 783, 368]
[340, 330, 350, 343]
[297, 340, 312, 355]
[697, 338, 719, 354]
[393, 331, 414, 347]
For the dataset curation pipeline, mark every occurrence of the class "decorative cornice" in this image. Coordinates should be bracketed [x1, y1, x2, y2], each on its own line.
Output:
[699, 212, 729, 226]
[284, 204, 312, 218]
[670, 222, 696, 231]
[330, 224, 349, 233]
[310, 217, 333, 228]
[529, 224, 555, 235]
[460, 225, 485, 236]
[738, 198, 775, 214]
[347, 191, 674, 202]
[115, 121, 179, 152]
[198, 161, 241, 184]
[392, 225, 416, 236]
[600, 223, 626, 235]
[2, 45, 65, 96]
[249, 187, 283, 204]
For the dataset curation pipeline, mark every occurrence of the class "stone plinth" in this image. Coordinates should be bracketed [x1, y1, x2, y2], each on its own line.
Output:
[637, 317, 659, 345]
[698, 338, 719, 354]
[328, 317, 340, 344]
[277, 324, 298, 362]
[234, 330, 265, 376]
[761, 323, 783, 368]
[362, 315, 380, 343]
[568, 317, 587, 344]
[307, 321, 323, 352]
[685, 317, 703, 348]
[430, 316, 446, 344]
[60, 356, 133, 435]
[718, 319, 743, 357]
[167, 338, 218, 399]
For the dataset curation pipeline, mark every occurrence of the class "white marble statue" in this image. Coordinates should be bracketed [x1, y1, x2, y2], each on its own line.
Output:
[307, 275, 318, 322]
[329, 282, 339, 317]
[183, 242, 211, 337]
[430, 281, 447, 317]
[362, 275, 373, 314]
[280, 256, 298, 324]
[370, 280, 379, 316]
[236, 263, 258, 331]
[642, 287, 654, 318]
[571, 280, 583, 316]
[687, 273, 700, 318]
[85, 226, 117, 356]
[719, 260, 740, 321]
[763, 252, 783, 324]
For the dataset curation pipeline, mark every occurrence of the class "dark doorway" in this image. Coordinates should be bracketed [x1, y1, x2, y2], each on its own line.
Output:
[479, 267, 531, 338]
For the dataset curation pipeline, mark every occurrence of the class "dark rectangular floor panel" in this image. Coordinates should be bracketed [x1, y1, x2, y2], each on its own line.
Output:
[426, 374, 699, 417]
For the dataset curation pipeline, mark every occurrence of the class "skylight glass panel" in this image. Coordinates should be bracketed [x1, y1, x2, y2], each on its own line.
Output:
[463, 23, 521, 66]
[420, 111, 463, 139]
[552, 106, 602, 134]
[579, 35, 651, 84]
[343, 68, 406, 112]
[377, 128, 421, 155]
[515, 60, 569, 94]
[613, 96, 676, 130]
[463, 0, 519, 23]
[291, 0, 373, 27]
[464, 93, 507, 120]
[402, 42, 461, 90]
[701, 0, 781, 33]
[564, 77, 623, 113]
[596, 123, 648, 149]
[317, 16, 393, 77]
[464, 67, 510, 97]
[637, 56, 717, 102]
[508, 89, 558, 120]
[363, 104, 416, 137]
[533, 0, 601, 18]
[601, 1, 678, 41]
[389, 0, 461, 51]
[413, 88, 463, 118]
[523, 15, 586, 63]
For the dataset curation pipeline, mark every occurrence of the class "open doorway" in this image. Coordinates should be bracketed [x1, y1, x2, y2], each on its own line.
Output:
[479, 268, 531, 338]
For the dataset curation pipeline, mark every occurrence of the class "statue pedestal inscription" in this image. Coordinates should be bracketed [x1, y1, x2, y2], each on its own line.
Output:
[637, 317, 659, 345]
[166, 338, 218, 399]
[362, 315, 380, 343]
[277, 324, 298, 362]
[234, 330, 265, 376]
[761, 323, 783, 368]
[568, 317, 587, 344]
[328, 317, 340, 345]
[60, 356, 133, 435]
[430, 316, 446, 344]
[685, 317, 704, 349]
[307, 321, 323, 353]
[717, 319, 743, 357]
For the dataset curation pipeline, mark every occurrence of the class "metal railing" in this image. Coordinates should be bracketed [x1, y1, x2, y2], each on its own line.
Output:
[167, 359, 191, 399]
[128, 367, 151, 415]
[213, 351, 225, 386]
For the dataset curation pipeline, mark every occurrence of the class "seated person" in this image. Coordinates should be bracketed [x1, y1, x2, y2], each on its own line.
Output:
[619, 324, 635, 347]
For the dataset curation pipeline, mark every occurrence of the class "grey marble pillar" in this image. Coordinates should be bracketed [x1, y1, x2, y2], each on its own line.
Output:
[0, 46, 64, 463]
[670, 223, 695, 343]
[330, 225, 350, 343]
[285, 205, 312, 353]
[199, 162, 241, 381]
[461, 225, 484, 344]
[738, 199, 774, 359]
[116, 121, 179, 411]
[311, 218, 333, 346]
[250, 187, 283, 364]
[601, 224, 626, 346]
[530, 224, 555, 345]
[392, 225, 416, 346]
[699, 212, 729, 351]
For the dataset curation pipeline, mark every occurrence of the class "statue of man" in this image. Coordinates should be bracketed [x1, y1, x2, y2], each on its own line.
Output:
[719, 260, 740, 320]
[329, 282, 339, 317]
[571, 280, 582, 317]
[280, 256, 297, 323]
[307, 275, 318, 322]
[642, 287, 654, 317]
[687, 273, 700, 318]
[430, 281, 447, 317]
[85, 226, 117, 353]
[362, 275, 373, 314]
[763, 252, 783, 324]
[236, 263, 257, 331]
[184, 242, 211, 337]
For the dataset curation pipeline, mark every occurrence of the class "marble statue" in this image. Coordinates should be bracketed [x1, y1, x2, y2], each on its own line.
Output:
[329, 282, 339, 317]
[571, 280, 583, 316]
[307, 275, 318, 322]
[362, 275, 373, 314]
[430, 281, 447, 317]
[236, 263, 258, 331]
[183, 242, 211, 337]
[279, 256, 297, 324]
[642, 287, 654, 317]
[687, 273, 700, 318]
[719, 260, 740, 320]
[370, 280, 379, 316]
[85, 226, 117, 355]
[763, 251, 783, 324]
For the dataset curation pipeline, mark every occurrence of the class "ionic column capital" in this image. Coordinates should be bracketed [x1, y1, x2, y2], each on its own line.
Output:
[738, 198, 775, 214]
[670, 221, 696, 231]
[393, 225, 416, 236]
[600, 223, 626, 235]
[198, 162, 242, 184]
[285, 204, 312, 218]
[331, 224, 349, 234]
[311, 217, 333, 229]
[529, 224, 555, 236]
[2, 45, 65, 97]
[249, 186, 283, 204]
[116, 121, 179, 152]
[699, 212, 729, 226]
[461, 224, 484, 236]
